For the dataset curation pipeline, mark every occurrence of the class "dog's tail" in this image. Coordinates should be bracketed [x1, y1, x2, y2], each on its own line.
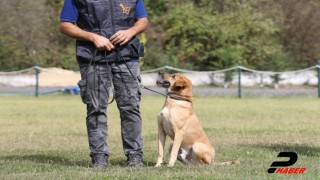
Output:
[211, 160, 240, 166]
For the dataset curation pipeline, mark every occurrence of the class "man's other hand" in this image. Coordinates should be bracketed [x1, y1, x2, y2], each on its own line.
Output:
[110, 29, 135, 46]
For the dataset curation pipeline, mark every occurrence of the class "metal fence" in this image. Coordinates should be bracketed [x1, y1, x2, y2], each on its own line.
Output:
[1, 63, 320, 98]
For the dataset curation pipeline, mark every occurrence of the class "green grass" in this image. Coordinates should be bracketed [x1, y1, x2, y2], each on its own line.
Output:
[0, 95, 319, 179]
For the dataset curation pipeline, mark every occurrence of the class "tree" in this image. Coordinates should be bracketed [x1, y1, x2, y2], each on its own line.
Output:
[1, 0, 319, 72]
[279, 0, 320, 67]
[0, 0, 77, 71]
[256, 0, 320, 68]
[160, 1, 283, 71]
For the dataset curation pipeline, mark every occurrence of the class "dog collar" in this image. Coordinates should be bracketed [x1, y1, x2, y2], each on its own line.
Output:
[167, 93, 193, 103]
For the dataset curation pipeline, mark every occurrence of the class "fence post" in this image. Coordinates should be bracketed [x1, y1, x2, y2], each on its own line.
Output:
[35, 65, 39, 97]
[317, 59, 320, 98]
[238, 62, 242, 99]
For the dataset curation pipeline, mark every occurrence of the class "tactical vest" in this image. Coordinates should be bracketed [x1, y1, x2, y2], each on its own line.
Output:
[74, 0, 144, 63]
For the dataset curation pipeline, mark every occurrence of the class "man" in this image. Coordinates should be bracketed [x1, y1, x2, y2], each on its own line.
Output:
[59, 0, 148, 168]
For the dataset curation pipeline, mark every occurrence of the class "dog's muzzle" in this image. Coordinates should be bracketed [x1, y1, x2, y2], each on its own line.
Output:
[156, 80, 171, 88]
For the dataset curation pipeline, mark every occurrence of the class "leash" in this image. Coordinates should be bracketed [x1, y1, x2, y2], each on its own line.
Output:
[85, 48, 166, 106]
[114, 49, 194, 102]
[87, 48, 194, 104]
[83, 19, 166, 102]
[104, 51, 116, 104]
[85, 49, 115, 104]
[113, 49, 167, 97]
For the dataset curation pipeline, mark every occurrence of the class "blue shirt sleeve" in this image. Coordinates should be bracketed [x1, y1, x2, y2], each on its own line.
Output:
[135, 0, 147, 18]
[60, 0, 78, 22]
[60, 0, 147, 22]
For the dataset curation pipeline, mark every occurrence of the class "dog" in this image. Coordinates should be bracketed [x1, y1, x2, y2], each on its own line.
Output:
[155, 72, 239, 167]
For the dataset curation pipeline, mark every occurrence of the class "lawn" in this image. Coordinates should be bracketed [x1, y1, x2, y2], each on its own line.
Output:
[0, 95, 319, 179]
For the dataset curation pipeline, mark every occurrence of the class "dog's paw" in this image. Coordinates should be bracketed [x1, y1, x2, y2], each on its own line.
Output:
[167, 163, 175, 167]
[155, 163, 162, 167]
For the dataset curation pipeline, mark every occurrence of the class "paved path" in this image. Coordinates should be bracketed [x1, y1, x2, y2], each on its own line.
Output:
[141, 87, 317, 97]
[0, 86, 317, 97]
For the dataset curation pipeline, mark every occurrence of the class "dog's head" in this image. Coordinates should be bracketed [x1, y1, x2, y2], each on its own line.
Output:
[157, 72, 193, 99]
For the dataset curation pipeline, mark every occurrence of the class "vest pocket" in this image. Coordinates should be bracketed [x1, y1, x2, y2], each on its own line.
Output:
[116, 38, 144, 59]
[131, 41, 144, 58]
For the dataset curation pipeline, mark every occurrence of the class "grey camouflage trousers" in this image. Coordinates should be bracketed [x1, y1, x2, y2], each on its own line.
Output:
[78, 61, 143, 158]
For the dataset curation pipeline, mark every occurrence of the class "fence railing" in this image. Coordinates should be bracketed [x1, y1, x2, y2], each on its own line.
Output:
[1, 63, 320, 98]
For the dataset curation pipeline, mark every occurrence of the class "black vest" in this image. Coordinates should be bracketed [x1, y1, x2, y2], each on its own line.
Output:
[74, 0, 144, 63]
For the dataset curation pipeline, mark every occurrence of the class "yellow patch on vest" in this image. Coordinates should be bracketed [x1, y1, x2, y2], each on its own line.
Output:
[120, 3, 130, 15]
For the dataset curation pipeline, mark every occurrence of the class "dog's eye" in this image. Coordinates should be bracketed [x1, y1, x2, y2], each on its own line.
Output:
[172, 75, 176, 79]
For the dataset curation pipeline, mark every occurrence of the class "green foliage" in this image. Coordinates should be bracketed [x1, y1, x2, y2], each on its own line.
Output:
[143, 0, 168, 21]
[0, 37, 20, 71]
[0, 0, 77, 71]
[161, 1, 283, 71]
[143, 0, 320, 71]
[0, 0, 319, 71]
[60, 45, 79, 70]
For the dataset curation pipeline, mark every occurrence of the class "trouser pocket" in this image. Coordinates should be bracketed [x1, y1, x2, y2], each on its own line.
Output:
[77, 80, 91, 104]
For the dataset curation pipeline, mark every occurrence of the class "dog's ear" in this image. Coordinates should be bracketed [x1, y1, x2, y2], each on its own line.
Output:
[174, 79, 187, 90]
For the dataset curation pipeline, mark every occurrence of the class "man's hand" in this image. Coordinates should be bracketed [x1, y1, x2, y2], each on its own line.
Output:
[92, 34, 115, 51]
[110, 29, 135, 46]
[59, 17, 148, 49]
[109, 17, 148, 46]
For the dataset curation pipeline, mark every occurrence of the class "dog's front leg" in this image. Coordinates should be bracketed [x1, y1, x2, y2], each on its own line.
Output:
[155, 120, 166, 167]
[168, 131, 183, 167]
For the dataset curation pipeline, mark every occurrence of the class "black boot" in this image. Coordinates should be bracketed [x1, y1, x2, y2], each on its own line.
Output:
[127, 152, 143, 167]
[91, 154, 108, 169]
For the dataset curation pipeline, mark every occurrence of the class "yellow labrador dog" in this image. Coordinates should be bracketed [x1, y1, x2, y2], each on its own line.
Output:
[155, 72, 239, 167]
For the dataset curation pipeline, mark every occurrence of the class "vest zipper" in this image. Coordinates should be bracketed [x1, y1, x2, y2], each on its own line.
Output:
[109, 0, 116, 34]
